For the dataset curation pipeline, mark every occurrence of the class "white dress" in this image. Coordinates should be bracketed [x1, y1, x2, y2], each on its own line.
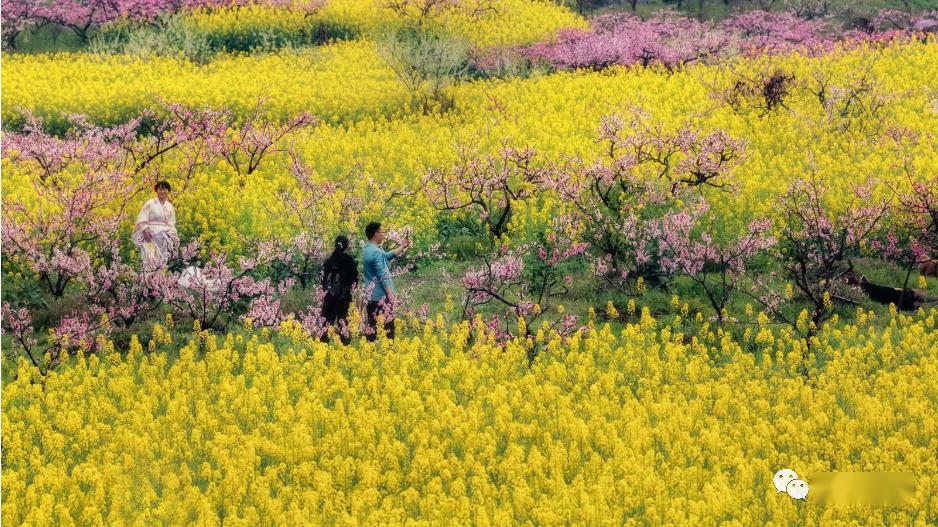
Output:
[132, 198, 179, 265]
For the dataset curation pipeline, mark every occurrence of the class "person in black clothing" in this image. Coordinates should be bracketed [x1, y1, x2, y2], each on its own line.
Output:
[320, 235, 358, 344]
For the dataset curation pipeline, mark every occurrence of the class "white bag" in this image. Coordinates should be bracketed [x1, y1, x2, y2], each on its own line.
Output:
[178, 266, 221, 292]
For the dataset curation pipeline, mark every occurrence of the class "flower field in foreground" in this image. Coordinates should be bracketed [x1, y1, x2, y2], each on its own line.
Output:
[3, 310, 937, 525]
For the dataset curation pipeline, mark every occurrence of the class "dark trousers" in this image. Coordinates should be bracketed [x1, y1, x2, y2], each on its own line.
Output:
[321, 295, 352, 345]
[366, 300, 395, 341]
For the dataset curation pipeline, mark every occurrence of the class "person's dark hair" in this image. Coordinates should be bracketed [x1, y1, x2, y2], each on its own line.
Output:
[365, 222, 381, 240]
[333, 234, 349, 253]
[154, 181, 172, 192]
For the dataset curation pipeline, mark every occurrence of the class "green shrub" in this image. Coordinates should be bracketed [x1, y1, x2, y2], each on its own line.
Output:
[376, 24, 473, 113]
[436, 214, 488, 260]
[90, 15, 215, 64]
[89, 15, 358, 63]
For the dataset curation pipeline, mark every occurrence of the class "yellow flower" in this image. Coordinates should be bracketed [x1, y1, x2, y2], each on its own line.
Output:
[3, 308, 935, 525]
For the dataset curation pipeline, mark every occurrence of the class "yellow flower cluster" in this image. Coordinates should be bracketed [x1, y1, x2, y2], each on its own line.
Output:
[3, 41, 936, 251]
[448, 41, 938, 227]
[183, 3, 327, 45]
[1, 41, 411, 129]
[411, 0, 587, 47]
[3, 309, 937, 524]
[183, 0, 586, 48]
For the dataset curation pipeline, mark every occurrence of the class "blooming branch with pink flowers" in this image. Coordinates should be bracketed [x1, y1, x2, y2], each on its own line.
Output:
[423, 143, 547, 240]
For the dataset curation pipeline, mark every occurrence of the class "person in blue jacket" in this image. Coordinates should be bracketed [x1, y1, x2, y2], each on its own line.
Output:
[362, 221, 411, 341]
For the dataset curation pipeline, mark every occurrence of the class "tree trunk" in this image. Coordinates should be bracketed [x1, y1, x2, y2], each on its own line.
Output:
[897, 261, 914, 312]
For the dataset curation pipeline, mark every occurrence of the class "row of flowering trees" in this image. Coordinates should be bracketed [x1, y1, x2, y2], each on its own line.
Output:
[422, 110, 937, 354]
[2, 101, 936, 373]
[473, 9, 937, 74]
[0, 99, 437, 374]
[0, 0, 297, 48]
[1, 101, 320, 373]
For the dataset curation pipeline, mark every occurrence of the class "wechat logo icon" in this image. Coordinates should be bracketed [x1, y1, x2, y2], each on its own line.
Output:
[774, 469, 809, 500]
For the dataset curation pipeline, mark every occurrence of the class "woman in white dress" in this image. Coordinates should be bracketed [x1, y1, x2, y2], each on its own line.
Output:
[131, 181, 179, 268]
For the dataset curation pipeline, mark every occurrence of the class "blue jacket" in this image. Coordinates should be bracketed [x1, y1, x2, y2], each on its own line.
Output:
[362, 242, 397, 301]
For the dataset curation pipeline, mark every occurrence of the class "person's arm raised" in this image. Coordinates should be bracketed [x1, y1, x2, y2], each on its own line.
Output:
[390, 237, 412, 258]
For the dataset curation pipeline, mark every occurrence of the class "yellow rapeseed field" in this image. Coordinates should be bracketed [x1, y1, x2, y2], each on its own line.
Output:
[1, 40, 410, 128]
[3, 309, 937, 525]
[4, 40, 935, 252]
[3, 1, 938, 523]
[184, 0, 587, 48]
